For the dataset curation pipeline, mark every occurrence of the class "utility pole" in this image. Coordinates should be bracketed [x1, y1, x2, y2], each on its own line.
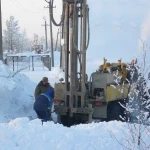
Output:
[55, 29, 59, 51]
[41, 18, 49, 52]
[0, 0, 3, 61]
[45, 0, 54, 67]
[44, 20, 48, 51]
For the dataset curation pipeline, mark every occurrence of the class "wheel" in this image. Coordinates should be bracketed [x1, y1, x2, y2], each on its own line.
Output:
[58, 114, 74, 127]
[57, 114, 61, 124]
[107, 102, 121, 121]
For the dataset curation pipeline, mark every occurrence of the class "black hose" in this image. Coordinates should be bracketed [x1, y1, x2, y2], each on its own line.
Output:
[89, 73, 93, 96]
[73, 0, 90, 54]
[50, 0, 66, 26]
[86, 5, 90, 50]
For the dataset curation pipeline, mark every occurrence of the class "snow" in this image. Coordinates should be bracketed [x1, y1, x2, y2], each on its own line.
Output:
[0, 61, 37, 123]
[0, 59, 63, 123]
[0, 118, 150, 150]
[7, 53, 50, 57]
[110, 84, 116, 89]
[20, 65, 64, 86]
[0, 59, 150, 150]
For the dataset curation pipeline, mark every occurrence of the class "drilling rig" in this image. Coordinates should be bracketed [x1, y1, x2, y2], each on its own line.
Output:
[51, 0, 130, 126]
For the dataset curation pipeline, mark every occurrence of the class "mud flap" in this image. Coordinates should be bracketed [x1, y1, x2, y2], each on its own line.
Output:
[93, 105, 107, 119]
[88, 104, 93, 123]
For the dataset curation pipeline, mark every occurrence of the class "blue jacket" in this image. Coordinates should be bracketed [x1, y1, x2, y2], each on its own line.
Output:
[34, 90, 54, 111]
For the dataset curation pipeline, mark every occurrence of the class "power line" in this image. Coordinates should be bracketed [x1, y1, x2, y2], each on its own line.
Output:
[27, 0, 44, 10]
[11, 0, 31, 13]
[15, 0, 45, 13]
[10, 0, 45, 14]
[22, 0, 45, 11]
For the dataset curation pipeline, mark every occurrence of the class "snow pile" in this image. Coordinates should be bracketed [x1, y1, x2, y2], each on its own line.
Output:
[51, 67, 65, 82]
[0, 61, 37, 123]
[0, 59, 64, 123]
[0, 118, 149, 150]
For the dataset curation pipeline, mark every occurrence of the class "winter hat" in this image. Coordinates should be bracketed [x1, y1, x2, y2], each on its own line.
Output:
[42, 77, 48, 82]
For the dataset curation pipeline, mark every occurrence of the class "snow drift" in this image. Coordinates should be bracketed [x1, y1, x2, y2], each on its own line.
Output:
[0, 60, 64, 123]
[0, 61, 37, 122]
[0, 118, 150, 150]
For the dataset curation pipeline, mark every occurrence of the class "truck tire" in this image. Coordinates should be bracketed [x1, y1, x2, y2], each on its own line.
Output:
[107, 102, 121, 121]
[58, 114, 74, 127]
[57, 114, 61, 124]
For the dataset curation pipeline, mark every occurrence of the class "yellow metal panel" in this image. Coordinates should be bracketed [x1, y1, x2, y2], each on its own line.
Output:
[54, 83, 65, 100]
[106, 84, 129, 102]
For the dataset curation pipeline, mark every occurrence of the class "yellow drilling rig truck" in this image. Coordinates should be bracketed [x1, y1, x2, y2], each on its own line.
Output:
[50, 0, 135, 126]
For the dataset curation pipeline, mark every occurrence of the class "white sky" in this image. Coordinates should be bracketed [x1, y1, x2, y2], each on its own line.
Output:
[2, 0, 62, 38]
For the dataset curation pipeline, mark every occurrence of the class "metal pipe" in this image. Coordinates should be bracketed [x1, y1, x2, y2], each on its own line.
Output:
[61, 21, 65, 70]
[60, 23, 62, 68]
[75, 6, 78, 108]
[70, 7, 74, 109]
[70, 3, 78, 109]
[64, 2, 69, 93]
[80, 2, 83, 89]
[75, 6, 78, 89]
[81, 0, 87, 107]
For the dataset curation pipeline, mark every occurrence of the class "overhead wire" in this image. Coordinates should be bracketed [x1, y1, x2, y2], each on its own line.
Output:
[11, 0, 45, 14]
[22, 0, 44, 11]
[11, 0, 32, 13]
[27, 0, 44, 10]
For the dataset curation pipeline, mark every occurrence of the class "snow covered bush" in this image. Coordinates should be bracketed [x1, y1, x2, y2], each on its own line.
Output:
[111, 41, 150, 149]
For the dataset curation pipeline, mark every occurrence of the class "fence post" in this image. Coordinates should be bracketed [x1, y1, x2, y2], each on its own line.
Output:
[32, 56, 34, 71]
[29, 57, 30, 70]
[17, 56, 18, 71]
[49, 56, 51, 71]
[13, 56, 14, 71]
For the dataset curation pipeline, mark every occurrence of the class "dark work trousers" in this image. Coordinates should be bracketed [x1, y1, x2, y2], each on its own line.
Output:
[35, 110, 50, 122]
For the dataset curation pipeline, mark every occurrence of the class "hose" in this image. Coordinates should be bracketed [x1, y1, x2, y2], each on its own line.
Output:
[85, 6, 90, 50]
[89, 73, 93, 96]
[49, 0, 66, 26]
[73, 0, 90, 54]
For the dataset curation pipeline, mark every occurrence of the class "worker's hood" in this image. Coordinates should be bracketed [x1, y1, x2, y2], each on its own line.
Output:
[45, 90, 54, 99]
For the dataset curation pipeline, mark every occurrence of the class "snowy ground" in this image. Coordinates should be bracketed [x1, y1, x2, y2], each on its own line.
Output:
[0, 118, 150, 150]
[0, 60, 150, 150]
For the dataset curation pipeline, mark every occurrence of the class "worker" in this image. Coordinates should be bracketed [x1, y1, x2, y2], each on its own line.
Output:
[34, 77, 54, 99]
[33, 89, 54, 123]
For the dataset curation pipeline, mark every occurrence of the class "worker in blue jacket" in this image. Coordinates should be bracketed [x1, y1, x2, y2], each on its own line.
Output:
[34, 89, 54, 122]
